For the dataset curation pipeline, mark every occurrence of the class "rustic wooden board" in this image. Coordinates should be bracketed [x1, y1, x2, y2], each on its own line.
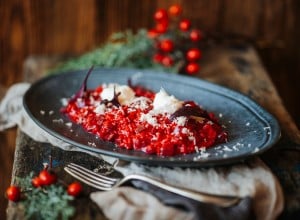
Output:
[7, 131, 109, 220]
[6, 44, 300, 219]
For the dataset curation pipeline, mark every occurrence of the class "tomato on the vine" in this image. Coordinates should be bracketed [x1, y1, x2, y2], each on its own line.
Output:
[149, 4, 203, 75]
[32, 176, 43, 188]
[179, 19, 191, 31]
[169, 4, 182, 16]
[154, 9, 168, 22]
[190, 29, 202, 42]
[161, 56, 174, 67]
[158, 39, 174, 52]
[155, 21, 168, 34]
[185, 62, 200, 75]
[153, 53, 164, 63]
[38, 170, 57, 186]
[6, 185, 21, 202]
[147, 29, 159, 38]
[67, 182, 83, 197]
[186, 48, 202, 61]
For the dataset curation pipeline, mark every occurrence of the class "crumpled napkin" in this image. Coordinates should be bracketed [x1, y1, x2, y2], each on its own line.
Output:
[0, 82, 284, 220]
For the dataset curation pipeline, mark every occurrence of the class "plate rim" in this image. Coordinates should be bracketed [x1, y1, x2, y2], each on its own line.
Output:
[23, 67, 281, 167]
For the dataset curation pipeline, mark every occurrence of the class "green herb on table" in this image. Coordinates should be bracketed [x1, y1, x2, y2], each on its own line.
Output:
[6, 168, 82, 220]
[49, 29, 179, 74]
[21, 184, 75, 220]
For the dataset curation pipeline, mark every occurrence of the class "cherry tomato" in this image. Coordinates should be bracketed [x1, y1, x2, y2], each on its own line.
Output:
[32, 176, 43, 188]
[190, 29, 202, 42]
[179, 19, 191, 31]
[153, 53, 164, 63]
[6, 185, 21, 202]
[186, 48, 202, 61]
[185, 62, 200, 75]
[169, 4, 182, 16]
[161, 56, 174, 67]
[154, 9, 168, 22]
[67, 182, 82, 197]
[38, 170, 57, 186]
[155, 21, 168, 33]
[158, 39, 174, 52]
[147, 29, 159, 38]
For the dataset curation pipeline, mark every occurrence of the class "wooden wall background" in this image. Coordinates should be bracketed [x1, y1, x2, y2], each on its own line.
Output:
[0, 0, 299, 217]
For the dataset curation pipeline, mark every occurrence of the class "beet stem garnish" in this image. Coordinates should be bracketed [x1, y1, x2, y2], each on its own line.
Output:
[170, 104, 209, 121]
[70, 66, 94, 102]
[100, 86, 121, 107]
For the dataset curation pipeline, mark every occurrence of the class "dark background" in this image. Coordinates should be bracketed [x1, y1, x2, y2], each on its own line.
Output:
[1, 0, 299, 218]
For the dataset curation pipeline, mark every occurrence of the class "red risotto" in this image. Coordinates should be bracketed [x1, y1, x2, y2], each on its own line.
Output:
[62, 83, 228, 156]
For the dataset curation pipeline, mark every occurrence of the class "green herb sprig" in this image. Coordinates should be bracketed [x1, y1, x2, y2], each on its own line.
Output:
[16, 172, 75, 220]
[49, 29, 181, 74]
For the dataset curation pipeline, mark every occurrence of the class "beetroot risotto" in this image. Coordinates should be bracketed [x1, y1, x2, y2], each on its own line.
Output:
[62, 75, 228, 156]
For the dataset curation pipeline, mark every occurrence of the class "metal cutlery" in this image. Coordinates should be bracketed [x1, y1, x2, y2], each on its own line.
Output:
[64, 163, 241, 207]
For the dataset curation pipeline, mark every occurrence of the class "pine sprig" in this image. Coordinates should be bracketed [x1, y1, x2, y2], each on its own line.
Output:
[16, 173, 75, 220]
[49, 29, 181, 74]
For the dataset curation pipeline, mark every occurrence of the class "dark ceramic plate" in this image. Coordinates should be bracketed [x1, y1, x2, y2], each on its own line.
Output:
[23, 68, 280, 167]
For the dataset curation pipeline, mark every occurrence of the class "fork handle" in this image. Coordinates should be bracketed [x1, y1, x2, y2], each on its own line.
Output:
[126, 174, 241, 207]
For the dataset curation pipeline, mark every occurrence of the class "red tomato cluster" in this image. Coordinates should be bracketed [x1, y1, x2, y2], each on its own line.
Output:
[148, 4, 203, 75]
[6, 167, 83, 202]
[33, 169, 58, 187]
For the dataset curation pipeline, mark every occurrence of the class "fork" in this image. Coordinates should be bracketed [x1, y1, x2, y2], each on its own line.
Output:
[64, 163, 241, 207]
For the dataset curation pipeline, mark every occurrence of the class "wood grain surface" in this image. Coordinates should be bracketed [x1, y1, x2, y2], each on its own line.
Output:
[1, 0, 300, 218]
[6, 45, 300, 219]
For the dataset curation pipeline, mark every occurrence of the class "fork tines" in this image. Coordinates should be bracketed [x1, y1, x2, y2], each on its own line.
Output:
[64, 163, 117, 191]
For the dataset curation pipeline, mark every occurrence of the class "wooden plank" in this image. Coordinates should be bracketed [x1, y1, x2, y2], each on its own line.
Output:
[221, 0, 262, 38]
[1, 1, 300, 216]
[6, 45, 300, 218]
[7, 131, 109, 220]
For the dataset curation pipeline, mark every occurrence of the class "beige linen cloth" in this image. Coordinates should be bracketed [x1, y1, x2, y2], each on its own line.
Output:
[0, 83, 284, 220]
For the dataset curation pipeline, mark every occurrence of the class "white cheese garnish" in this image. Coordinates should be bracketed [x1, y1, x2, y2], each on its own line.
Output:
[100, 84, 135, 105]
[60, 98, 69, 106]
[140, 113, 158, 126]
[94, 104, 106, 114]
[129, 97, 151, 110]
[152, 88, 183, 115]
[174, 116, 187, 126]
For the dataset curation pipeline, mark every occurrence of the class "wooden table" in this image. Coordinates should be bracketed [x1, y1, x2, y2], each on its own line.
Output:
[7, 44, 300, 219]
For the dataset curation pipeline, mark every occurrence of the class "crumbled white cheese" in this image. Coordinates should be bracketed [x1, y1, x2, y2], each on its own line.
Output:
[53, 118, 64, 123]
[129, 97, 151, 110]
[65, 122, 72, 127]
[174, 116, 187, 126]
[76, 98, 85, 108]
[140, 113, 158, 126]
[188, 136, 195, 141]
[100, 84, 135, 105]
[88, 142, 96, 147]
[152, 88, 183, 115]
[193, 147, 210, 160]
[60, 98, 68, 106]
[181, 127, 188, 134]
[94, 104, 106, 114]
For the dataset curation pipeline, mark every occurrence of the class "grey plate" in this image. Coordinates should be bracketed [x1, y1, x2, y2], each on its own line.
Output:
[23, 68, 281, 167]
